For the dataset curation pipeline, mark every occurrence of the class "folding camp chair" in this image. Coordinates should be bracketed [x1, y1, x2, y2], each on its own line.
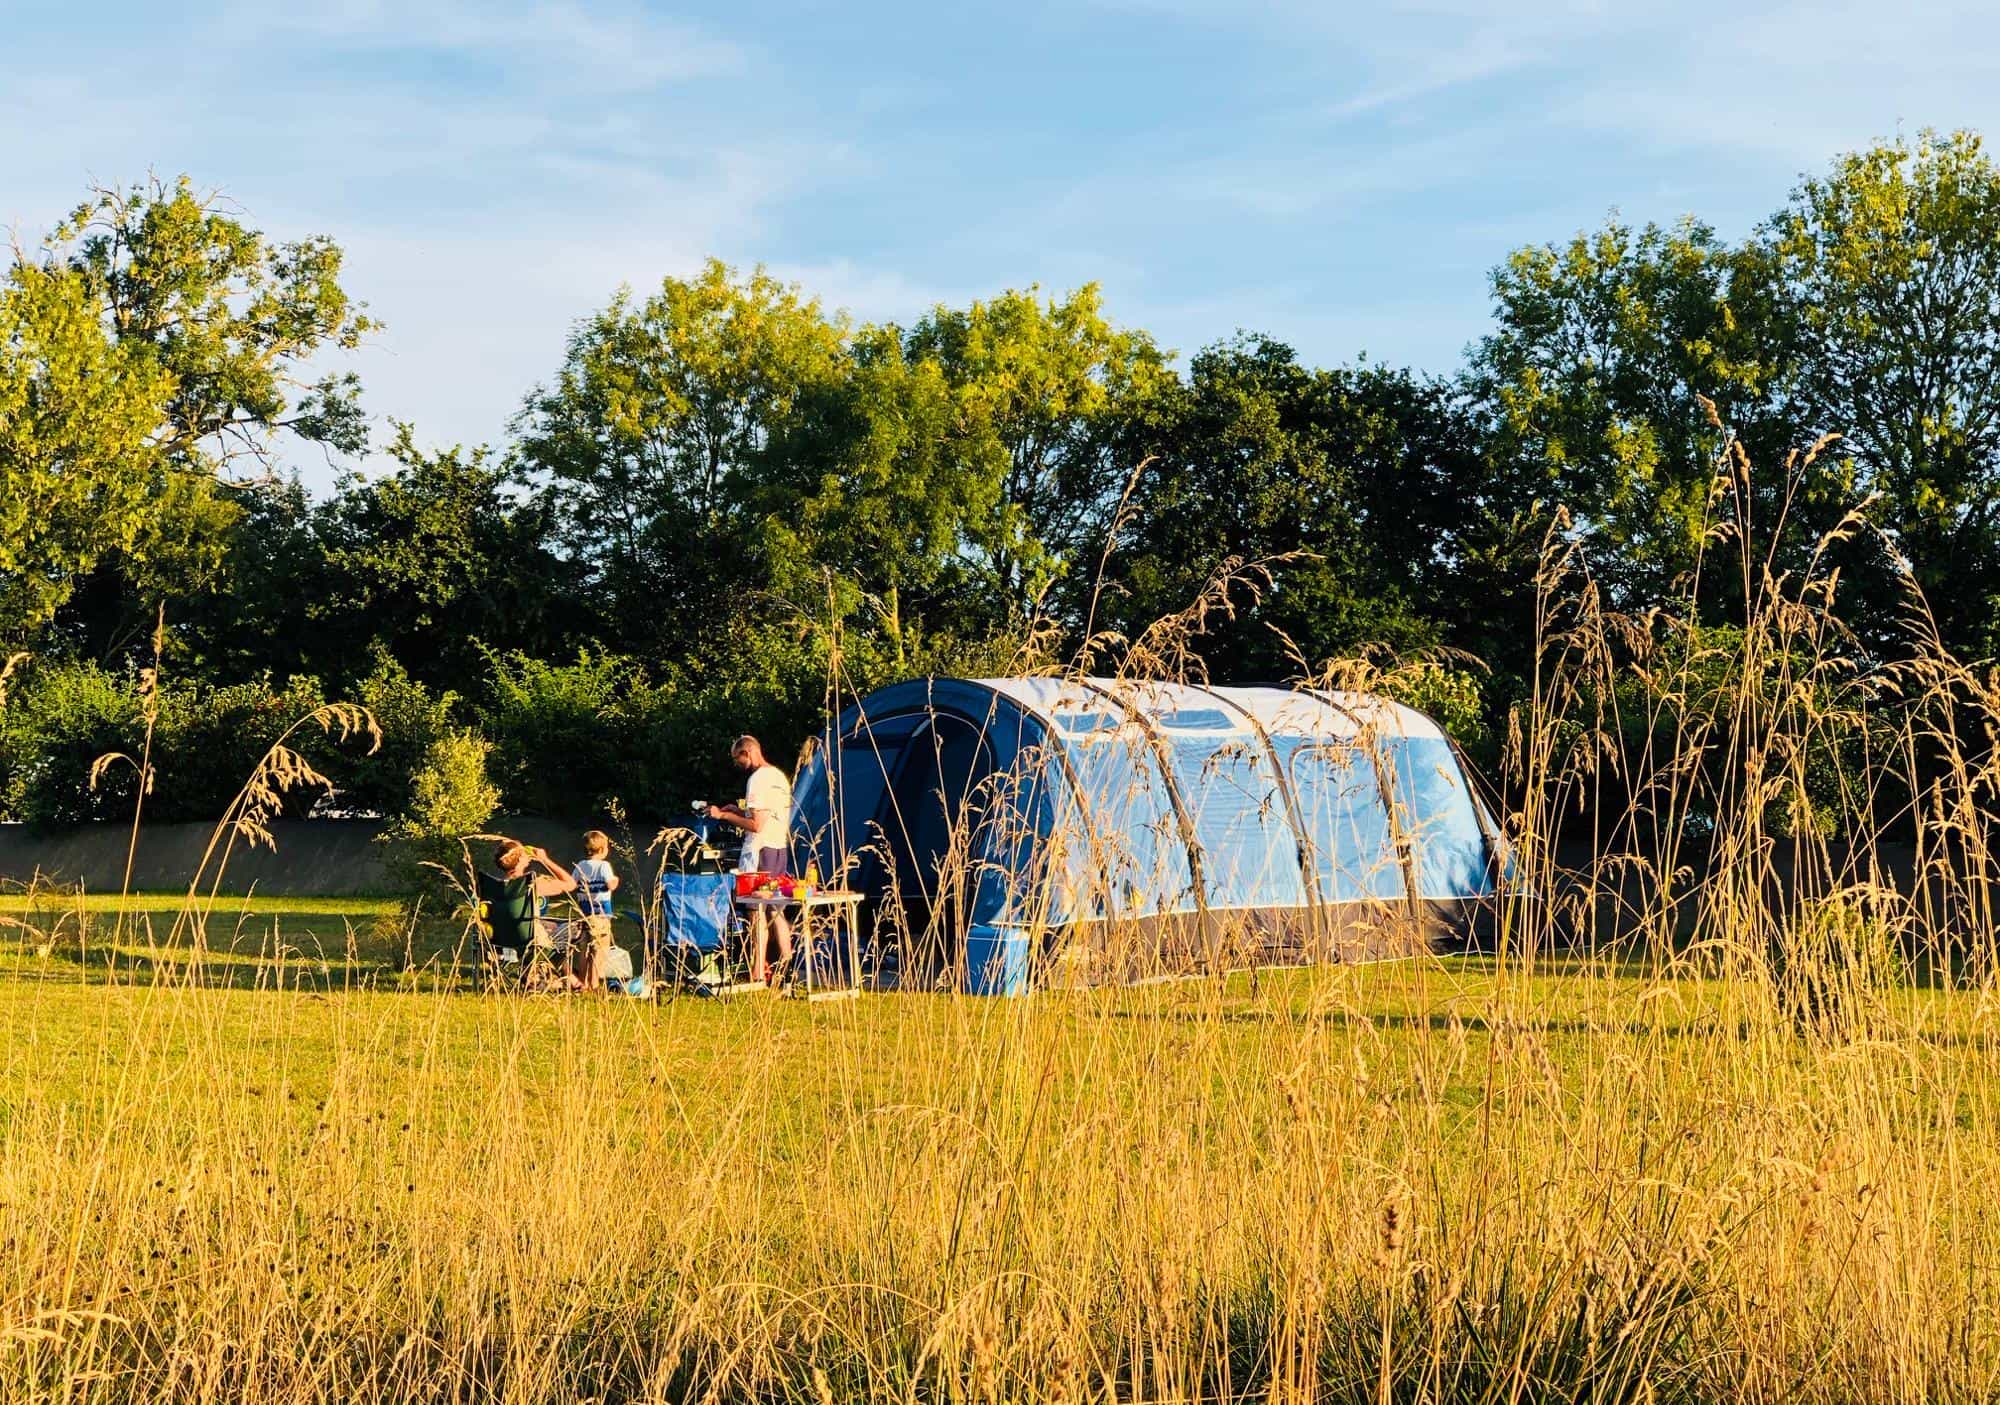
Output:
[472, 869, 571, 991]
[471, 869, 527, 985]
[658, 871, 740, 993]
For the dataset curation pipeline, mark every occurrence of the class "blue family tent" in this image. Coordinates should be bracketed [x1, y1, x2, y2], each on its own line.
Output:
[789, 676, 1509, 995]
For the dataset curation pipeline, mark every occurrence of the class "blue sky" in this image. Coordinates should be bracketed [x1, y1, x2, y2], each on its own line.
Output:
[5, 0, 1998, 491]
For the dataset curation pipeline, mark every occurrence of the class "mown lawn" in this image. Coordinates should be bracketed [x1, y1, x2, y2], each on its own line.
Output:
[0, 889, 653, 983]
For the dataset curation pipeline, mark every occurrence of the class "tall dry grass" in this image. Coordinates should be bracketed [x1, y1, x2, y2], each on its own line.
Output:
[2, 417, 2000, 1402]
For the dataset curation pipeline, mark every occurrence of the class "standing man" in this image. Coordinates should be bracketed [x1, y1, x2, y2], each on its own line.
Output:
[708, 735, 793, 984]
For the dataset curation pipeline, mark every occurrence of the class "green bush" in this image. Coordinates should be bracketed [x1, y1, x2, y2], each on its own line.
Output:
[1376, 661, 1490, 755]
[475, 647, 638, 817]
[0, 663, 384, 828]
[378, 728, 500, 913]
[335, 651, 461, 817]
[0, 660, 144, 827]
[146, 674, 332, 822]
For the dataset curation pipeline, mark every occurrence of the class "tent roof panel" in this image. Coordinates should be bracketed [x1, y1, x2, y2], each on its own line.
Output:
[1205, 686, 1447, 743]
[974, 677, 1446, 743]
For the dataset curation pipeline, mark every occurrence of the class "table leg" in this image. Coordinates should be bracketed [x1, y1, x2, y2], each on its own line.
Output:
[847, 907, 860, 991]
[801, 904, 814, 998]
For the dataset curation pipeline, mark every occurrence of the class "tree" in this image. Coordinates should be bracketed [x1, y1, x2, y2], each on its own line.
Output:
[4, 176, 376, 654]
[753, 325, 1003, 661]
[0, 262, 171, 643]
[309, 425, 565, 689]
[1764, 130, 2000, 655]
[57, 177, 377, 477]
[906, 284, 1170, 621]
[1470, 216, 1807, 612]
[163, 475, 323, 680]
[1473, 134, 2000, 662]
[512, 259, 847, 658]
[1111, 337, 1487, 680]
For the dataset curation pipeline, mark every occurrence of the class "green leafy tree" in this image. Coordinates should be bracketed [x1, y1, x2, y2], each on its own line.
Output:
[754, 325, 1003, 662]
[310, 425, 565, 688]
[0, 263, 171, 642]
[513, 259, 847, 657]
[906, 283, 1170, 620]
[1471, 216, 1802, 609]
[0, 664, 345, 827]
[1111, 337, 1486, 680]
[145, 673, 337, 822]
[164, 476, 323, 679]
[475, 648, 641, 816]
[57, 177, 377, 476]
[5, 176, 375, 653]
[0, 660, 143, 826]
[379, 729, 501, 913]
[1763, 130, 2000, 653]
[337, 651, 465, 817]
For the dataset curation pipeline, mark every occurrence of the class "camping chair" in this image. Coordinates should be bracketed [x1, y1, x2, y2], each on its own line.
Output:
[658, 871, 738, 992]
[472, 868, 528, 986]
[472, 869, 570, 991]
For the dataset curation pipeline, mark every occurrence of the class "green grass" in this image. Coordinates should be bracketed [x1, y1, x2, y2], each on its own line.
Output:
[0, 891, 399, 917]
[1, 904, 1997, 1401]
[0, 889, 653, 983]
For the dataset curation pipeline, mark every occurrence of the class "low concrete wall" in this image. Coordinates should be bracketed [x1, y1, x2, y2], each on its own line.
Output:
[0, 818, 599, 898]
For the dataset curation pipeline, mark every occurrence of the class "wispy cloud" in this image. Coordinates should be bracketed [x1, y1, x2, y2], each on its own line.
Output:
[1319, 35, 1536, 119]
[246, 0, 746, 92]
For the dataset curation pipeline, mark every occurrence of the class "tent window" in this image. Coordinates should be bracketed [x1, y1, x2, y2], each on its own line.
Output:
[1382, 738, 1493, 898]
[1154, 708, 1236, 733]
[1284, 740, 1405, 902]
[1050, 710, 1122, 737]
[1164, 737, 1307, 910]
[1061, 729, 1195, 917]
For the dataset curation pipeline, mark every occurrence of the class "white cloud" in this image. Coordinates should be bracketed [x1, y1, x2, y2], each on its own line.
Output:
[243, 0, 746, 92]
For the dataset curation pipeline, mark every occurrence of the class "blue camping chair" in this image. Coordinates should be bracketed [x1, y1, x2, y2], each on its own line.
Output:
[659, 871, 736, 990]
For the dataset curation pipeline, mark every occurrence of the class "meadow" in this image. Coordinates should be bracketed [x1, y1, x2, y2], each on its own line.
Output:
[0, 896, 1995, 1404]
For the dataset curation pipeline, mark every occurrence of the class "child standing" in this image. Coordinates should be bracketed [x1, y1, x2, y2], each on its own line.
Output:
[570, 830, 620, 989]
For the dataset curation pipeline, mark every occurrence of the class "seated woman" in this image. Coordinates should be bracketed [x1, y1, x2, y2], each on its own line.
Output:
[489, 839, 580, 988]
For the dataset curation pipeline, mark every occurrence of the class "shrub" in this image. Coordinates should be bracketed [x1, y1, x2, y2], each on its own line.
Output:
[1375, 661, 1489, 755]
[0, 660, 144, 827]
[335, 650, 461, 817]
[146, 674, 333, 822]
[378, 729, 500, 914]
[475, 647, 638, 817]
[0, 664, 386, 828]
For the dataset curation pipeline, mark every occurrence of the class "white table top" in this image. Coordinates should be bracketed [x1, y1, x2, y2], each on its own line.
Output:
[731, 889, 864, 909]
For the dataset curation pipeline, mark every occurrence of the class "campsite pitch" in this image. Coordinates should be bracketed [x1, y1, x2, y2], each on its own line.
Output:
[0, 903, 1996, 1402]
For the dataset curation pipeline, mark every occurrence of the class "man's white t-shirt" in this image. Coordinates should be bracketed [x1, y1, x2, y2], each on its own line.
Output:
[742, 763, 792, 859]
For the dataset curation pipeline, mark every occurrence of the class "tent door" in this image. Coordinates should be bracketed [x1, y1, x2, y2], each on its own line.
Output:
[879, 714, 990, 981]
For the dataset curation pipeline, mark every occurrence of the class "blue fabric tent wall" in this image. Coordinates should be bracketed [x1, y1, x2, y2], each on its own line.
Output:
[789, 677, 1504, 994]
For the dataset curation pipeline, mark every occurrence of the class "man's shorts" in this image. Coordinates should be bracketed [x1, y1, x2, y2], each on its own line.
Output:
[753, 847, 789, 877]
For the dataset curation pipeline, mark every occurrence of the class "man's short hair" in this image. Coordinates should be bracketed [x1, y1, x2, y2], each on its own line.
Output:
[731, 734, 759, 757]
[495, 839, 525, 869]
